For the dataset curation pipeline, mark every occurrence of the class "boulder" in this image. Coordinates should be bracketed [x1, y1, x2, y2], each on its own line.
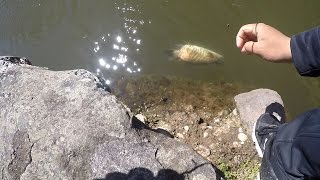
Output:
[234, 89, 285, 135]
[0, 59, 220, 180]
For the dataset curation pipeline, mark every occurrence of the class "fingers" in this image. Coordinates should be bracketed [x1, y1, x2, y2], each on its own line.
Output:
[236, 23, 258, 49]
[241, 41, 254, 54]
[241, 41, 262, 56]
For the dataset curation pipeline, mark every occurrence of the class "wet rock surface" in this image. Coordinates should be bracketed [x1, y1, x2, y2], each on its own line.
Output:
[0, 61, 219, 180]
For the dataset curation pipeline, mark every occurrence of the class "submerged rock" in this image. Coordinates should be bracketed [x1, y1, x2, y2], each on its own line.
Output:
[0, 60, 220, 180]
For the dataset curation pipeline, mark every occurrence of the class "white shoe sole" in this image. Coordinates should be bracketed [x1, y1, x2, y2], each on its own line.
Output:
[252, 121, 263, 158]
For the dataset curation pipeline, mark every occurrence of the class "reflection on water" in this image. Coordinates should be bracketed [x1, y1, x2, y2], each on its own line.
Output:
[88, 1, 150, 85]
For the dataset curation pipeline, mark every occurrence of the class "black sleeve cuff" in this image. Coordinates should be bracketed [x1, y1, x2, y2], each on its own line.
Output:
[291, 27, 320, 77]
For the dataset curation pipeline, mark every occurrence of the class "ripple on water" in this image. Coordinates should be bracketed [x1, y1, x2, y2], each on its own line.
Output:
[92, 0, 152, 86]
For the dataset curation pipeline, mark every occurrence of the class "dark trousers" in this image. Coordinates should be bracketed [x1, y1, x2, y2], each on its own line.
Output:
[262, 108, 320, 179]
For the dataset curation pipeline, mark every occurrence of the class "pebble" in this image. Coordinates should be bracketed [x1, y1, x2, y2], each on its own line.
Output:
[238, 132, 248, 143]
[223, 110, 230, 116]
[213, 118, 220, 123]
[184, 126, 189, 132]
[157, 121, 172, 132]
[176, 133, 184, 139]
[135, 114, 146, 123]
[232, 108, 238, 116]
[203, 131, 209, 138]
[218, 110, 229, 117]
[233, 155, 241, 164]
[209, 143, 215, 149]
[232, 141, 240, 148]
[238, 127, 243, 133]
[196, 145, 211, 157]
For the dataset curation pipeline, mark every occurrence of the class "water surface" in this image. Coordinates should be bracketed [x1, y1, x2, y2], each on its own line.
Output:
[1, 0, 320, 117]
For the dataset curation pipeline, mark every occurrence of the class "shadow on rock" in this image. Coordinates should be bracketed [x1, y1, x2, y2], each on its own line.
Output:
[131, 116, 174, 138]
[96, 164, 225, 180]
[97, 168, 184, 180]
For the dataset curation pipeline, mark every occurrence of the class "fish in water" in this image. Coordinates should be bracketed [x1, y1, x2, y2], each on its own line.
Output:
[171, 44, 223, 64]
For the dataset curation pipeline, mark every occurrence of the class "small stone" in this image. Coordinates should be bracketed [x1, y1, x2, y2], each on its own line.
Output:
[196, 145, 211, 157]
[238, 127, 243, 133]
[232, 141, 240, 148]
[203, 132, 209, 138]
[184, 126, 189, 132]
[135, 114, 146, 123]
[232, 108, 238, 116]
[222, 110, 230, 116]
[233, 155, 240, 164]
[176, 133, 184, 139]
[207, 126, 213, 129]
[213, 118, 220, 123]
[238, 132, 248, 142]
[217, 111, 224, 117]
[157, 121, 172, 132]
[209, 143, 215, 149]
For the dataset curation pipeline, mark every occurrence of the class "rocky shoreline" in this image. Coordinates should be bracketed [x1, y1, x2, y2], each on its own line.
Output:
[0, 58, 284, 180]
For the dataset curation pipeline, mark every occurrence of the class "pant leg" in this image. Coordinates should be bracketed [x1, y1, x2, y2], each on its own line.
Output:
[263, 108, 320, 179]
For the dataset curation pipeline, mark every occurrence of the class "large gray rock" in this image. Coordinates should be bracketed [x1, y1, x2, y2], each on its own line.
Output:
[0, 60, 219, 180]
[234, 89, 285, 135]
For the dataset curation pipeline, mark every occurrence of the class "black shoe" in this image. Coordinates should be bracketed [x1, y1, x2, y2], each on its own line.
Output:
[252, 113, 283, 158]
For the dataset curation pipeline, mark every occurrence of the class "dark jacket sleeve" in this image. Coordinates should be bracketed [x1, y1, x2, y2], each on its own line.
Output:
[291, 27, 320, 77]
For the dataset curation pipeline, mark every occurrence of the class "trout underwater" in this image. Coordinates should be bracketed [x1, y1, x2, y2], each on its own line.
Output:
[170, 44, 223, 64]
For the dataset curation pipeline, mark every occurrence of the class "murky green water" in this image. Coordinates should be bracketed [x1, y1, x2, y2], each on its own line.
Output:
[0, 0, 320, 117]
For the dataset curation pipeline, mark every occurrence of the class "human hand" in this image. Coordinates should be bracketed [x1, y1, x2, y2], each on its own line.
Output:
[236, 23, 292, 63]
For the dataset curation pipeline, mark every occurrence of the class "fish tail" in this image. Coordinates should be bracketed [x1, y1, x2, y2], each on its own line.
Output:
[165, 49, 175, 57]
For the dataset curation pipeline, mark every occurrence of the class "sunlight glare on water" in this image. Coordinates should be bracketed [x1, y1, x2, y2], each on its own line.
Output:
[89, 1, 151, 85]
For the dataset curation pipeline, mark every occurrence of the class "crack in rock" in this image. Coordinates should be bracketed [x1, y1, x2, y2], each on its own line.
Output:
[7, 130, 34, 180]
[154, 147, 165, 168]
[2, 167, 6, 180]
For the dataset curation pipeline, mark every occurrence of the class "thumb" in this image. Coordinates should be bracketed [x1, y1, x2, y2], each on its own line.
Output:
[241, 41, 261, 55]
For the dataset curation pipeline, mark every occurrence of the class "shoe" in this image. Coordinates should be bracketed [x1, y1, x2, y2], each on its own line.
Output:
[252, 113, 283, 158]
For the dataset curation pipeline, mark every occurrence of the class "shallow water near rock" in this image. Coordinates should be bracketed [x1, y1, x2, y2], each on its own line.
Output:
[1, 0, 320, 117]
[112, 75, 260, 179]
